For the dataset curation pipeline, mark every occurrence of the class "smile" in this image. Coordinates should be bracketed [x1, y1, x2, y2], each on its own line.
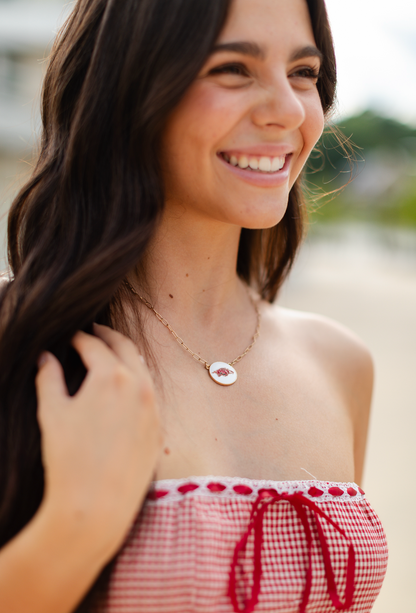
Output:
[221, 152, 287, 174]
[217, 150, 292, 187]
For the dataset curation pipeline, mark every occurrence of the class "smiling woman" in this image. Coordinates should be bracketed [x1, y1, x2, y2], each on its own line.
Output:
[163, 11, 324, 229]
[0, 1, 387, 613]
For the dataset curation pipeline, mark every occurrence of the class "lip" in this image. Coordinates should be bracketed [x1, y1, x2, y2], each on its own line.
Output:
[220, 144, 295, 158]
[217, 152, 292, 188]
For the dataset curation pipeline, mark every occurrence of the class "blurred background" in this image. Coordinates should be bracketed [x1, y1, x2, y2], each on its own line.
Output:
[0, 0, 415, 610]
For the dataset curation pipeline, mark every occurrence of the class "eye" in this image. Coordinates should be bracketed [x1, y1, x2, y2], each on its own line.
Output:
[208, 63, 249, 77]
[290, 66, 321, 82]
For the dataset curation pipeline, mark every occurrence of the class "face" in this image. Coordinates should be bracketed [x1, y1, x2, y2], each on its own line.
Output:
[161, 0, 325, 230]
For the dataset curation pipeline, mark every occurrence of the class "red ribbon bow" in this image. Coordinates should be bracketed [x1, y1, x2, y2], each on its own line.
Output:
[228, 490, 356, 613]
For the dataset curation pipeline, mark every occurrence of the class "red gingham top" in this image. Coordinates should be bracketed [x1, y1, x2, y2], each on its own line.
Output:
[97, 476, 388, 613]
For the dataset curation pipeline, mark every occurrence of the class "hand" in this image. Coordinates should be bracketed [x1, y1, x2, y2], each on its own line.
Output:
[35, 324, 162, 561]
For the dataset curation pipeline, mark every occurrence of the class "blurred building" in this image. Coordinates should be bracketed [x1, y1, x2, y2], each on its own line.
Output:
[0, 0, 70, 227]
[0, 0, 70, 151]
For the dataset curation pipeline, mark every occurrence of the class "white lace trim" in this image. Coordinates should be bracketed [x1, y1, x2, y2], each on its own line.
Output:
[147, 476, 365, 504]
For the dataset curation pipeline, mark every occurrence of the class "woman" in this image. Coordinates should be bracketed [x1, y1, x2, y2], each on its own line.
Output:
[0, 0, 387, 611]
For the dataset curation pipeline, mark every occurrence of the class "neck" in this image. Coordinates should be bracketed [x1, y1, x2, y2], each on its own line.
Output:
[128, 205, 262, 370]
[135, 207, 249, 329]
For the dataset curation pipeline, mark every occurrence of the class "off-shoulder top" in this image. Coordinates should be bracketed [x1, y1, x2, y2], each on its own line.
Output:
[97, 476, 388, 613]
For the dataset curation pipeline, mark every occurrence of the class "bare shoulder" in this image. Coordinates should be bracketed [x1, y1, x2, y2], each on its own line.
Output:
[266, 303, 374, 407]
[262, 303, 373, 483]
[277, 304, 371, 371]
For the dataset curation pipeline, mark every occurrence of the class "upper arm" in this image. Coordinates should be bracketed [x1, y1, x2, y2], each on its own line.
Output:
[286, 310, 374, 485]
[345, 338, 374, 485]
[311, 315, 374, 485]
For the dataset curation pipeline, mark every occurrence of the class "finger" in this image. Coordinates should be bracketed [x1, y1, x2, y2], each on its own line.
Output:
[71, 330, 119, 372]
[93, 323, 144, 369]
[35, 352, 69, 403]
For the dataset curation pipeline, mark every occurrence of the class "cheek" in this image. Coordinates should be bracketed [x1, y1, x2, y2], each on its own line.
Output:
[161, 86, 246, 201]
[291, 96, 324, 185]
[303, 95, 325, 153]
[163, 84, 244, 160]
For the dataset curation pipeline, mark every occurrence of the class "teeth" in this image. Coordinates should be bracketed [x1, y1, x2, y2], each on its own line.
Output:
[271, 157, 285, 171]
[239, 155, 249, 169]
[223, 153, 286, 173]
[259, 157, 271, 172]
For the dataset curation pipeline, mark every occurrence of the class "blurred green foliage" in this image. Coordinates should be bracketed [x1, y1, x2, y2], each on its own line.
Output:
[306, 110, 416, 227]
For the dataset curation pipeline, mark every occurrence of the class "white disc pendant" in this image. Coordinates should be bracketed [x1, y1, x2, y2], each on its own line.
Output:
[209, 362, 237, 386]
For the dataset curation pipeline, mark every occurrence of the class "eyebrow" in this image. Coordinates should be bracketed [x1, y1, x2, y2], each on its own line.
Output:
[290, 45, 323, 63]
[211, 41, 265, 60]
[211, 41, 323, 63]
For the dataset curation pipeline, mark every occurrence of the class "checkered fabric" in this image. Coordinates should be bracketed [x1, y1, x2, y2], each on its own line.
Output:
[97, 477, 388, 613]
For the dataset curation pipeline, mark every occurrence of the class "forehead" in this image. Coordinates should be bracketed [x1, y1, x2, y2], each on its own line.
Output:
[216, 0, 316, 56]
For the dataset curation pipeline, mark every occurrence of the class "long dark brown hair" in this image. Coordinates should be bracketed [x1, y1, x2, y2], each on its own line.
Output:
[0, 0, 336, 609]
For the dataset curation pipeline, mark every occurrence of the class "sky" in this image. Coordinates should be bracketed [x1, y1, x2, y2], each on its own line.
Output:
[324, 0, 416, 125]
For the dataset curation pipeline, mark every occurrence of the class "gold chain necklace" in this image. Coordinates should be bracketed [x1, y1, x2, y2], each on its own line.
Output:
[125, 280, 261, 386]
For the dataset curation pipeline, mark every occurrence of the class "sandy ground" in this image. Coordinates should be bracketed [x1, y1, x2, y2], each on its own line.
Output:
[279, 224, 416, 612]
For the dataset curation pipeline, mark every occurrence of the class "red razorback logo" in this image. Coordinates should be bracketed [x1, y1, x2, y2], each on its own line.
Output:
[213, 367, 234, 377]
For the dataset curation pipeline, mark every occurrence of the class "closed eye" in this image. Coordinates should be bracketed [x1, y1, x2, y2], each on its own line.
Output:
[290, 66, 321, 81]
[208, 63, 249, 77]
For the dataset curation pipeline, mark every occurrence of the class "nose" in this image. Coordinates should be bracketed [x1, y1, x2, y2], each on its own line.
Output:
[251, 73, 306, 132]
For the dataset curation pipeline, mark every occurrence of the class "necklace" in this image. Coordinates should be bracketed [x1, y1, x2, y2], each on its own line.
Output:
[125, 280, 261, 386]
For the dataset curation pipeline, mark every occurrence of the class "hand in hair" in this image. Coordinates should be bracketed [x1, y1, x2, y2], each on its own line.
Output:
[0, 325, 161, 613]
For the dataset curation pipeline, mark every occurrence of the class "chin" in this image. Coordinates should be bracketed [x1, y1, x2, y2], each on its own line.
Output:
[241, 216, 287, 231]
[228, 199, 289, 231]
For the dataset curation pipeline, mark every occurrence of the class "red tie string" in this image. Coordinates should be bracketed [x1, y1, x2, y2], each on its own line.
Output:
[228, 491, 356, 613]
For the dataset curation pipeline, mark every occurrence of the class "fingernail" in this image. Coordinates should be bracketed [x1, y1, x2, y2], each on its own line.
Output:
[37, 352, 50, 368]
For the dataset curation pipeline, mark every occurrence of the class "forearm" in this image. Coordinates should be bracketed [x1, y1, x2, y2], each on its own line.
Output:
[0, 326, 160, 612]
[0, 504, 109, 613]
